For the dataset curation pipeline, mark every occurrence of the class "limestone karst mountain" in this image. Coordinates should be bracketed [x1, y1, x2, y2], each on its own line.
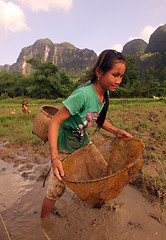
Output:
[122, 24, 166, 78]
[145, 24, 166, 53]
[1, 39, 97, 79]
[1, 24, 166, 82]
[122, 39, 147, 57]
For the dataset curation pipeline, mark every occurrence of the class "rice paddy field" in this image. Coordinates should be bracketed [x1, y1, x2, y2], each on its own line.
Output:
[0, 97, 166, 240]
[0, 97, 166, 197]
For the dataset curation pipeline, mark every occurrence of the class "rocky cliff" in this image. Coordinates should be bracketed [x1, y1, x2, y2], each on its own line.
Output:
[122, 39, 147, 57]
[1, 39, 97, 79]
[1, 24, 166, 80]
[122, 24, 166, 79]
[145, 24, 166, 53]
[122, 24, 166, 57]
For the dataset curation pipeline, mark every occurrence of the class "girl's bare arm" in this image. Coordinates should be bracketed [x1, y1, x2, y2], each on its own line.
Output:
[102, 119, 132, 138]
[48, 105, 71, 181]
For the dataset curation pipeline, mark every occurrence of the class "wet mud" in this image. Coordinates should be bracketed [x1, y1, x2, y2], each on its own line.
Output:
[0, 141, 166, 240]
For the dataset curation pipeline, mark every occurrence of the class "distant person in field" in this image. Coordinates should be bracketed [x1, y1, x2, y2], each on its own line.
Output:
[41, 49, 132, 218]
[22, 99, 31, 114]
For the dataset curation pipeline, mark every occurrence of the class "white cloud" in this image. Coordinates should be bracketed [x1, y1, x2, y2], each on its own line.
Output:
[18, 0, 73, 12]
[110, 44, 123, 52]
[140, 25, 157, 42]
[97, 44, 123, 56]
[128, 24, 163, 43]
[0, 0, 30, 32]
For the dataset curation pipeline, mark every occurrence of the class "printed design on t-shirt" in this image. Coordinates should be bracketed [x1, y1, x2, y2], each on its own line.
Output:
[76, 112, 99, 137]
[84, 112, 99, 127]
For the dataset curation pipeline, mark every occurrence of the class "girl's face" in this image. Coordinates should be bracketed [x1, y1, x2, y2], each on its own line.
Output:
[98, 61, 126, 92]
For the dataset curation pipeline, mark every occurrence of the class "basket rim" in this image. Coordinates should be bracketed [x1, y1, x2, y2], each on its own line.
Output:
[40, 105, 59, 118]
[62, 137, 145, 184]
[62, 155, 142, 184]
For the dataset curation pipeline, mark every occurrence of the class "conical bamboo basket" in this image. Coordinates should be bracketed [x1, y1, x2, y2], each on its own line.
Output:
[32, 105, 59, 142]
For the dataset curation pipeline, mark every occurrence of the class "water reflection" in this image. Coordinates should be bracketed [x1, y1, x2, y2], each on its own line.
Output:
[0, 160, 32, 211]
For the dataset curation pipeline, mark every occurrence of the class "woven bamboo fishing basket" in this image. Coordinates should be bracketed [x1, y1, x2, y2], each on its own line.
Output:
[32, 105, 59, 142]
[62, 137, 145, 203]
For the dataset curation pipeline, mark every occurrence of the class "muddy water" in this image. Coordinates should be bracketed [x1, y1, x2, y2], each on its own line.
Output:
[0, 161, 33, 211]
[0, 159, 165, 240]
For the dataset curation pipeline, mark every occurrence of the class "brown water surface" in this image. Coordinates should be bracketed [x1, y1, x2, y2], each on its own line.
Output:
[0, 159, 165, 240]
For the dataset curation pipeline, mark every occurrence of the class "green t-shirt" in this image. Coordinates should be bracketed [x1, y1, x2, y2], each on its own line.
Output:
[57, 82, 105, 153]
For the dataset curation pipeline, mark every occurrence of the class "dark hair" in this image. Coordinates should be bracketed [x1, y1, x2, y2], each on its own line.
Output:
[84, 49, 125, 130]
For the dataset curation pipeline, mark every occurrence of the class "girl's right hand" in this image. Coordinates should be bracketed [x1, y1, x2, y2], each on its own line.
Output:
[51, 158, 64, 182]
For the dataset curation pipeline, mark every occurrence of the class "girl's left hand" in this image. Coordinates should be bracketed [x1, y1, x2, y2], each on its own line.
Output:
[116, 129, 132, 138]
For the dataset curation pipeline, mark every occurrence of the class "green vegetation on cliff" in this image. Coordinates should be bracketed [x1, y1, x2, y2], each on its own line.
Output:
[1, 24, 166, 99]
[145, 24, 166, 53]
[1, 38, 97, 80]
[121, 24, 166, 97]
[122, 39, 147, 57]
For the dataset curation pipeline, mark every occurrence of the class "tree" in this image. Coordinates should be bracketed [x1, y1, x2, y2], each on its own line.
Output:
[122, 55, 140, 88]
[27, 61, 74, 99]
[160, 67, 166, 84]
[60, 70, 73, 96]
[26, 52, 44, 70]
[0, 70, 27, 97]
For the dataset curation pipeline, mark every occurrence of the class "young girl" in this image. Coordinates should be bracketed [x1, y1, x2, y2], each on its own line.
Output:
[41, 49, 132, 218]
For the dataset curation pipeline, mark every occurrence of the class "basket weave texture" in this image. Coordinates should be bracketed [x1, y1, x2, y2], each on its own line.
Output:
[62, 137, 145, 203]
[32, 105, 59, 142]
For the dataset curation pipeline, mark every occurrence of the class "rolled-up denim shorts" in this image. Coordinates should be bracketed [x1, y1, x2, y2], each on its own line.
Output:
[46, 152, 69, 201]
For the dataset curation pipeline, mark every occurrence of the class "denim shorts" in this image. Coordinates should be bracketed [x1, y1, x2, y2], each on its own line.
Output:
[46, 152, 69, 201]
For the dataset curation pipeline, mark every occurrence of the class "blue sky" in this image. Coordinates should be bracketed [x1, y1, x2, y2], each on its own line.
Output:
[0, 0, 165, 65]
